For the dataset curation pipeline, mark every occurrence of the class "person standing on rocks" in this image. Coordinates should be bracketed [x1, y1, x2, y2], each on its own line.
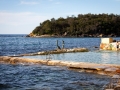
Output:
[116, 41, 119, 50]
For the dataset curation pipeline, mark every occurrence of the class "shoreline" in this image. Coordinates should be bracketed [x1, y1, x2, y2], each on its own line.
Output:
[26, 35, 120, 38]
[0, 56, 120, 76]
[26, 33, 119, 38]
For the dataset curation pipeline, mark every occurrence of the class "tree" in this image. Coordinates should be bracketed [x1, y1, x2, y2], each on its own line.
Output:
[32, 13, 120, 37]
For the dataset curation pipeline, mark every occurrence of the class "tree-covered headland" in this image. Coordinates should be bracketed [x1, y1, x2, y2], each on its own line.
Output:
[29, 13, 120, 37]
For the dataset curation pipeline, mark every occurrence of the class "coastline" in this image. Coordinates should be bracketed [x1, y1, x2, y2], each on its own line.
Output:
[0, 34, 119, 38]
[26, 33, 119, 38]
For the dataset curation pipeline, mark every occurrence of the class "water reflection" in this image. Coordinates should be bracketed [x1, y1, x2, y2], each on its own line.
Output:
[98, 51, 120, 64]
[101, 52, 111, 64]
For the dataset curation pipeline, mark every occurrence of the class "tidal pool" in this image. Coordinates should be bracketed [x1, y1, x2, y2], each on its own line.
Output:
[23, 50, 120, 65]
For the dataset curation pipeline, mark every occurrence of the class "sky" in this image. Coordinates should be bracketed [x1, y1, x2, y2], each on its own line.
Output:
[0, 0, 120, 34]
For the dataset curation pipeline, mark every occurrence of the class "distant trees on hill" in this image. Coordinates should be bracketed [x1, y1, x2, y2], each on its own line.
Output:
[32, 13, 120, 37]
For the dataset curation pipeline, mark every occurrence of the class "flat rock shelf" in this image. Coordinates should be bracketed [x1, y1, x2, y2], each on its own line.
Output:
[0, 56, 120, 76]
[19, 48, 89, 56]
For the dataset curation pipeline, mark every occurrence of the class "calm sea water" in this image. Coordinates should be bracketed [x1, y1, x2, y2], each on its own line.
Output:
[0, 34, 120, 90]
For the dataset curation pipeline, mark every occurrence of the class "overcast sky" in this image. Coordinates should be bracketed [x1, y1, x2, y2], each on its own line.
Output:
[0, 0, 120, 34]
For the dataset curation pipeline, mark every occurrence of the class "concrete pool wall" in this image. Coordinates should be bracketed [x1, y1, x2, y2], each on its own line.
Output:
[0, 56, 120, 76]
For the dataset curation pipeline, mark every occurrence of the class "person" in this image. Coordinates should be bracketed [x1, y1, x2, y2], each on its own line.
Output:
[116, 41, 119, 50]
[62, 40, 64, 49]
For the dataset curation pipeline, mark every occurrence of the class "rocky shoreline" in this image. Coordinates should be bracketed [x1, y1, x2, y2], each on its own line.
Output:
[19, 48, 88, 56]
[26, 33, 118, 38]
[0, 56, 120, 76]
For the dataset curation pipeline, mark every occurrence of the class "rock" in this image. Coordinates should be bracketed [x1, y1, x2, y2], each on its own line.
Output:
[105, 67, 119, 72]
[0, 56, 120, 76]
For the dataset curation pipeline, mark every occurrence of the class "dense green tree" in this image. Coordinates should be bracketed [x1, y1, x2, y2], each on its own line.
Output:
[32, 13, 120, 37]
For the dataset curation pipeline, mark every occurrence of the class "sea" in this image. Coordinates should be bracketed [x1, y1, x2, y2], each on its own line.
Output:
[0, 34, 120, 90]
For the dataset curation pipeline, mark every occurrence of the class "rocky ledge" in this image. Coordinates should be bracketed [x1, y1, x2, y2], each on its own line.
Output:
[20, 48, 88, 56]
[0, 56, 120, 76]
[26, 33, 118, 38]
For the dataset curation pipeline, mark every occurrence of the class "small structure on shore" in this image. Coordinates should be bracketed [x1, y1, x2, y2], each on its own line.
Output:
[100, 38, 120, 51]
